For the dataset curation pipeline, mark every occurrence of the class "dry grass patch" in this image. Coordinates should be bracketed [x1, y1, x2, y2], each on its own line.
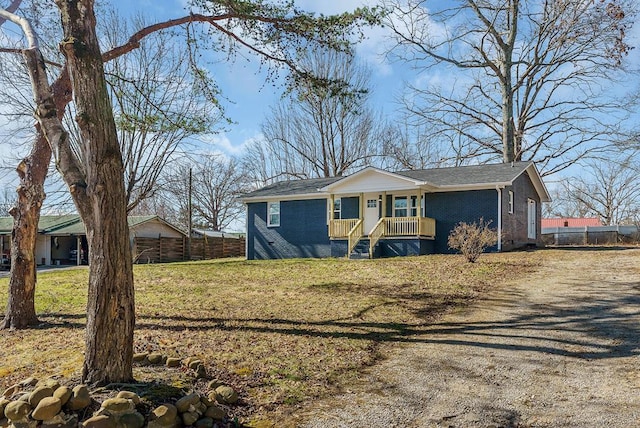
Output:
[0, 251, 549, 424]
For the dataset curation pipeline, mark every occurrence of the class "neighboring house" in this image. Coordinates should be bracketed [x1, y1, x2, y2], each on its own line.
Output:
[0, 215, 185, 266]
[541, 218, 602, 228]
[241, 161, 551, 260]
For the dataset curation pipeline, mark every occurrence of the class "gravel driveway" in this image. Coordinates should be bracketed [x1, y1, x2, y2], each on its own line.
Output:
[299, 248, 640, 427]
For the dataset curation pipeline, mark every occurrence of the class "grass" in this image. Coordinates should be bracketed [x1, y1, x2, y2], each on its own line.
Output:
[0, 252, 547, 425]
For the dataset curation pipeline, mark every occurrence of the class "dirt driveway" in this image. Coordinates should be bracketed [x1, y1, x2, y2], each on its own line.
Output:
[298, 248, 640, 427]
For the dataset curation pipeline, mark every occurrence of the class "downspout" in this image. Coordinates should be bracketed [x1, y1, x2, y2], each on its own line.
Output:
[496, 186, 503, 252]
[244, 202, 249, 260]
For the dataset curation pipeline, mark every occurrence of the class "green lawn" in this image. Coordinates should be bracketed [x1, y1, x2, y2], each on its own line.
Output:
[0, 253, 544, 425]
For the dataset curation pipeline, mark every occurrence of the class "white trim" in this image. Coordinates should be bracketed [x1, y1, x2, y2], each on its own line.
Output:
[241, 192, 329, 203]
[319, 166, 426, 193]
[497, 187, 502, 252]
[267, 201, 281, 227]
[527, 198, 537, 239]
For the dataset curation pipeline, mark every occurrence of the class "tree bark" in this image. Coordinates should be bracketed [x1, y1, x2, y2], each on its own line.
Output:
[56, 0, 134, 384]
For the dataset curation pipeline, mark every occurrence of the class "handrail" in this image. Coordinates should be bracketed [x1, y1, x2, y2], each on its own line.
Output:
[347, 219, 364, 255]
[369, 217, 386, 258]
[329, 218, 359, 238]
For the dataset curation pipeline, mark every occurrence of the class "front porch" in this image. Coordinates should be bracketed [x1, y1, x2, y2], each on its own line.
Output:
[329, 216, 436, 259]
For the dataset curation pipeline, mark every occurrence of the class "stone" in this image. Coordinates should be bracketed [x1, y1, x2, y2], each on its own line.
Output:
[53, 386, 72, 406]
[29, 386, 54, 408]
[36, 379, 61, 392]
[2, 385, 19, 399]
[100, 397, 134, 414]
[18, 394, 30, 403]
[19, 378, 37, 388]
[41, 413, 78, 428]
[206, 380, 224, 391]
[132, 353, 148, 363]
[195, 364, 207, 379]
[181, 411, 199, 426]
[204, 405, 226, 420]
[32, 397, 62, 420]
[165, 358, 181, 368]
[194, 417, 214, 428]
[0, 417, 8, 428]
[82, 414, 116, 428]
[147, 353, 164, 365]
[118, 412, 145, 428]
[66, 385, 91, 411]
[187, 360, 202, 370]
[195, 401, 207, 415]
[116, 391, 140, 406]
[182, 357, 196, 366]
[4, 400, 31, 421]
[149, 404, 178, 425]
[0, 399, 9, 416]
[175, 393, 200, 413]
[213, 386, 238, 405]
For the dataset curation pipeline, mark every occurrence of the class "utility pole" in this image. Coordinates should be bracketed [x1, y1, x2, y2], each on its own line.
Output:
[187, 167, 192, 261]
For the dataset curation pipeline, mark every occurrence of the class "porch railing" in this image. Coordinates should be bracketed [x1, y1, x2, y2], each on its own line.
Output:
[369, 217, 386, 258]
[385, 216, 436, 237]
[347, 219, 364, 255]
[329, 218, 360, 238]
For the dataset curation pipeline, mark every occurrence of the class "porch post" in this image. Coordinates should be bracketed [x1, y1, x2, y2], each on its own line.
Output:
[381, 192, 387, 219]
[417, 190, 422, 235]
[77, 236, 81, 266]
[328, 194, 334, 237]
[359, 193, 364, 219]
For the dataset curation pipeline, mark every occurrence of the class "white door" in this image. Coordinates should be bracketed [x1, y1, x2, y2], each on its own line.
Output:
[527, 199, 537, 239]
[363, 193, 380, 234]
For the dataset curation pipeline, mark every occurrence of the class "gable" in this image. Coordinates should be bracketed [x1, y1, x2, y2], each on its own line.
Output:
[321, 167, 426, 193]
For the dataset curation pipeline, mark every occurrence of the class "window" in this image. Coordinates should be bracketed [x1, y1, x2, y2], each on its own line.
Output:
[410, 195, 418, 217]
[333, 198, 341, 219]
[367, 199, 377, 208]
[508, 191, 514, 214]
[394, 196, 408, 217]
[267, 201, 280, 227]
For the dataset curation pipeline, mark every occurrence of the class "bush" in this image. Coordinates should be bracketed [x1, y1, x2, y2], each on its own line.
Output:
[447, 218, 497, 262]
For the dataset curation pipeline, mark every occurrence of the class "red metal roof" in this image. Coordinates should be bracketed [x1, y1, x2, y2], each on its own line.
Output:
[541, 218, 602, 228]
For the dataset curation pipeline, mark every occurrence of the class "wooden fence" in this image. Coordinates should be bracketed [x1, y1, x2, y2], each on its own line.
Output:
[133, 236, 245, 263]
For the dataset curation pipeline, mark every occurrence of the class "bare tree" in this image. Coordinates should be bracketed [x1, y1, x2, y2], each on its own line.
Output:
[165, 154, 248, 231]
[384, 0, 636, 175]
[256, 48, 392, 180]
[0, 0, 379, 384]
[561, 155, 640, 225]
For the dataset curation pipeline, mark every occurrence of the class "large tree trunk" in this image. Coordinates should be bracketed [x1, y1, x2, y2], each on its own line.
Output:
[56, 0, 134, 384]
[1, 139, 50, 330]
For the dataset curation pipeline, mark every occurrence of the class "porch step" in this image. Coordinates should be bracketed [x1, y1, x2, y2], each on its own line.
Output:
[349, 239, 370, 259]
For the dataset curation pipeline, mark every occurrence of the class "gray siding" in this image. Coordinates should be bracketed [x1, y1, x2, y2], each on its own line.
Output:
[247, 199, 331, 259]
[425, 189, 499, 254]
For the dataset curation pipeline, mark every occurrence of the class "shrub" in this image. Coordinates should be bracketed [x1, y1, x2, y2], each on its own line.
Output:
[447, 218, 498, 263]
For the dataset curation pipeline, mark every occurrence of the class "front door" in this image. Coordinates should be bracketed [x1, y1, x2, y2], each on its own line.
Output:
[363, 193, 380, 234]
[527, 199, 537, 239]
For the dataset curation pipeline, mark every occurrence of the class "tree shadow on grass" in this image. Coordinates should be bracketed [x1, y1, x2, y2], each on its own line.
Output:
[27, 279, 640, 361]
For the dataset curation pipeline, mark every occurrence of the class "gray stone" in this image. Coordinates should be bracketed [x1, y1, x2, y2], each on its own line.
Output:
[2, 385, 19, 399]
[116, 391, 140, 406]
[175, 393, 200, 413]
[66, 385, 91, 411]
[165, 358, 181, 368]
[53, 386, 72, 406]
[213, 386, 238, 405]
[41, 413, 78, 428]
[117, 411, 145, 428]
[147, 353, 164, 365]
[29, 386, 54, 408]
[206, 380, 224, 391]
[81, 414, 116, 428]
[32, 396, 62, 420]
[149, 404, 178, 425]
[18, 394, 30, 403]
[181, 411, 199, 426]
[132, 353, 148, 363]
[36, 379, 61, 392]
[4, 400, 31, 421]
[100, 397, 134, 414]
[187, 360, 202, 370]
[194, 417, 214, 428]
[204, 405, 226, 421]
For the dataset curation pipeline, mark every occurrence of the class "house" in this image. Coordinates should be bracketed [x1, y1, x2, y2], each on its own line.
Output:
[0, 214, 186, 266]
[241, 161, 551, 260]
[541, 217, 602, 228]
